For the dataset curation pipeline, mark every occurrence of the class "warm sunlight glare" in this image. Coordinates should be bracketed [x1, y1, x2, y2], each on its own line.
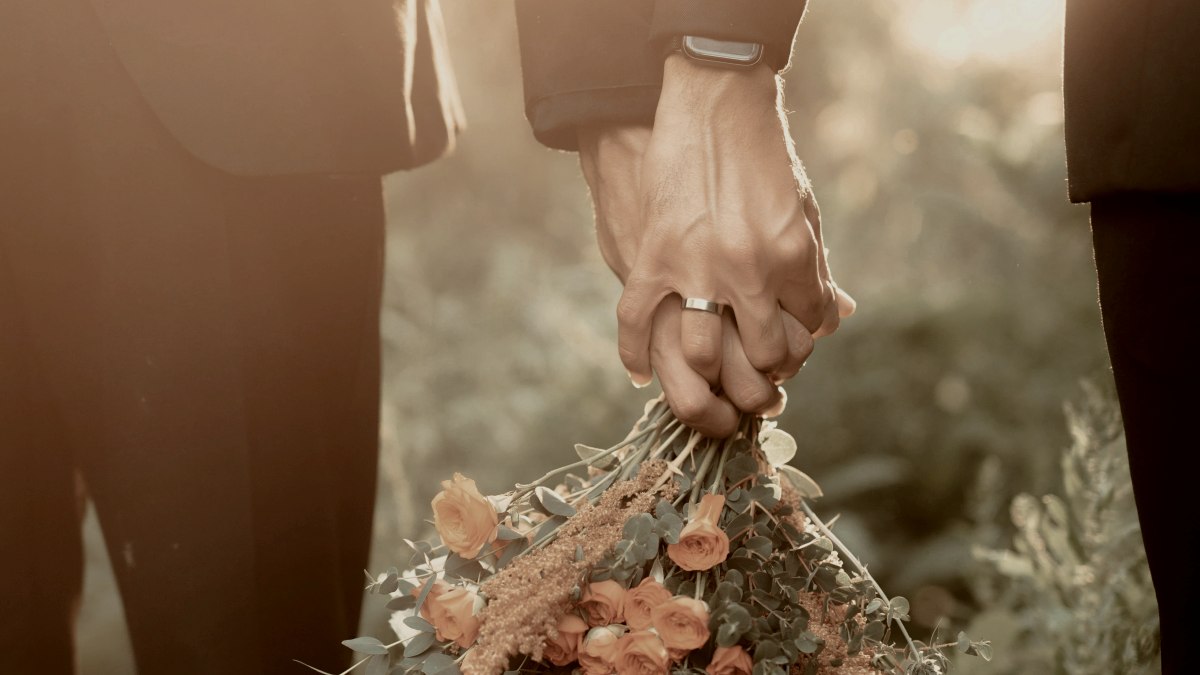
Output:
[896, 0, 1064, 67]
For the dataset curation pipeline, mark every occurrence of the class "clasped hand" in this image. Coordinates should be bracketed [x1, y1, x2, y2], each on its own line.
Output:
[579, 55, 854, 438]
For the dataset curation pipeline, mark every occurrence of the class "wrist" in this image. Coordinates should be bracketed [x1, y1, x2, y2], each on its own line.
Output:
[577, 124, 652, 160]
[658, 53, 779, 117]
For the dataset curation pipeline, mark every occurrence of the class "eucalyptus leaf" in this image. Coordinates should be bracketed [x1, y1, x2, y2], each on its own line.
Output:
[533, 486, 577, 518]
[759, 428, 797, 467]
[413, 575, 437, 612]
[342, 637, 389, 656]
[403, 632, 436, 658]
[968, 641, 994, 661]
[422, 651, 458, 674]
[724, 455, 759, 484]
[494, 525, 524, 541]
[386, 594, 416, 611]
[795, 631, 825, 654]
[778, 465, 823, 500]
[403, 616, 435, 633]
[574, 443, 619, 470]
[365, 653, 389, 675]
[656, 512, 684, 544]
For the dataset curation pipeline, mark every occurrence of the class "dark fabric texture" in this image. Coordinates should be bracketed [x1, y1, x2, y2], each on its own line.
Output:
[515, 0, 806, 151]
[0, 2, 383, 673]
[1065, 0, 1200, 202]
[516, 0, 663, 151]
[650, 0, 807, 71]
[76, 0, 464, 176]
[1091, 193, 1200, 675]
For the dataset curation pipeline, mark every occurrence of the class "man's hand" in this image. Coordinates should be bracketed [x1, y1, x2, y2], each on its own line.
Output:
[615, 55, 852, 388]
[579, 124, 821, 437]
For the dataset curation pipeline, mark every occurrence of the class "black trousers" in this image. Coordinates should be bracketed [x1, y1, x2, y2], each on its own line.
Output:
[1091, 193, 1200, 675]
[0, 1, 384, 674]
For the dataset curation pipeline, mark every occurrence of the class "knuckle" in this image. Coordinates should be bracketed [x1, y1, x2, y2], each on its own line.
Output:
[615, 296, 643, 326]
[775, 231, 811, 264]
[618, 343, 642, 368]
[671, 394, 710, 425]
[748, 341, 787, 371]
[682, 336, 721, 369]
[736, 384, 775, 412]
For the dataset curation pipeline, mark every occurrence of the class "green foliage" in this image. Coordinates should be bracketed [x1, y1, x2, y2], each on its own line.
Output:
[963, 385, 1159, 674]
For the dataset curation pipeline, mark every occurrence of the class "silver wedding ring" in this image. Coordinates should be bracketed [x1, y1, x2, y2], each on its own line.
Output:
[682, 297, 725, 315]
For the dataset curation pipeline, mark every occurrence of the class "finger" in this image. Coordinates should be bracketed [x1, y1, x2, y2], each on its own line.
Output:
[720, 313, 782, 415]
[679, 300, 723, 384]
[836, 285, 857, 318]
[773, 312, 815, 382]
[813, 283, 841, 339]
[778, 269, 827, 334]
[616, 272, 665, 387]
[729, 296, 789, 374]
[651, 299, 739, 438]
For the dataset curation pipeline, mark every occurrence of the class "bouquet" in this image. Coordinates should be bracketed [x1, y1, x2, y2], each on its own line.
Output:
[315, 397, 990, 675]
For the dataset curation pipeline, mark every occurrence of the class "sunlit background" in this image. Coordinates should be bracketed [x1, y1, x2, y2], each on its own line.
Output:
[77, 1, 1153, 673]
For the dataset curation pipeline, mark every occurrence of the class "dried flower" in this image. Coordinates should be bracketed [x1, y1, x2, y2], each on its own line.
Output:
[650, 596, 710, 651]
[667, 494, 729, 571]
[432, 473, 499, 558]
[625, 577, 672, 631]
[580, 580, 627, 626]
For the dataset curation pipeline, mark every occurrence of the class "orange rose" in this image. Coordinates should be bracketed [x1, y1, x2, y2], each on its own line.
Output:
[543, 613, 589, 666]
[614, 630, 670, 675]
[625, 577, 672, 630]
[580, 580, 626, 626]
[667, 494, 729, 571]
[424, 584, 481, 648]
[579, 625, 624, 674]
[706, 645, 753, 675]
[651, 596, 710, 651]
[432, 473, 499, 558]
[414, 579, 452, 625]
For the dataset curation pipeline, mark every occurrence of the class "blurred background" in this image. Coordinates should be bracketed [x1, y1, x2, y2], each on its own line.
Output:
[76, 0, 1158, 673]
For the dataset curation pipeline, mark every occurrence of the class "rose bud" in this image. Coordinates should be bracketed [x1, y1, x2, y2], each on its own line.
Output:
[431, 473, 499, 558]
[667, 494, 730, 571]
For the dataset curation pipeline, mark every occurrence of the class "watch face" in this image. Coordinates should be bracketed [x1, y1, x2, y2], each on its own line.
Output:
[682, 36, 764, 66]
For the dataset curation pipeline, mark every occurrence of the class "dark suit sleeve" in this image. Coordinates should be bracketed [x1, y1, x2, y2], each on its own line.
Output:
[516, 0, 663, 151]
[516, 0, 806, 151]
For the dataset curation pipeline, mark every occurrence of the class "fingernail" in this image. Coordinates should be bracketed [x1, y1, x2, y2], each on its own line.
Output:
[627, 371, 653, 389]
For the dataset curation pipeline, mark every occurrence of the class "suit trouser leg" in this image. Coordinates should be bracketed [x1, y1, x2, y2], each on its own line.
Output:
[1091, 193, 1200, 675]
[1, 162, 386, 675]
[0, 2, 386, 669]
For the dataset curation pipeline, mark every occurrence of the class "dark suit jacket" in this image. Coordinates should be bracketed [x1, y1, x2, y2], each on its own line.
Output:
[90, 0, 464, 176]
[516, 0, 1200, 204]
[1064, 0, 1200, 202]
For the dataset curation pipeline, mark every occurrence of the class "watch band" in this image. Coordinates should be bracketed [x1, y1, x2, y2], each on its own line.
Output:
[667, 35, 765, 68]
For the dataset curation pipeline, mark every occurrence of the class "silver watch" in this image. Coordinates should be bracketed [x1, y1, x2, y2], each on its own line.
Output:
[671, 35, 764, 68]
